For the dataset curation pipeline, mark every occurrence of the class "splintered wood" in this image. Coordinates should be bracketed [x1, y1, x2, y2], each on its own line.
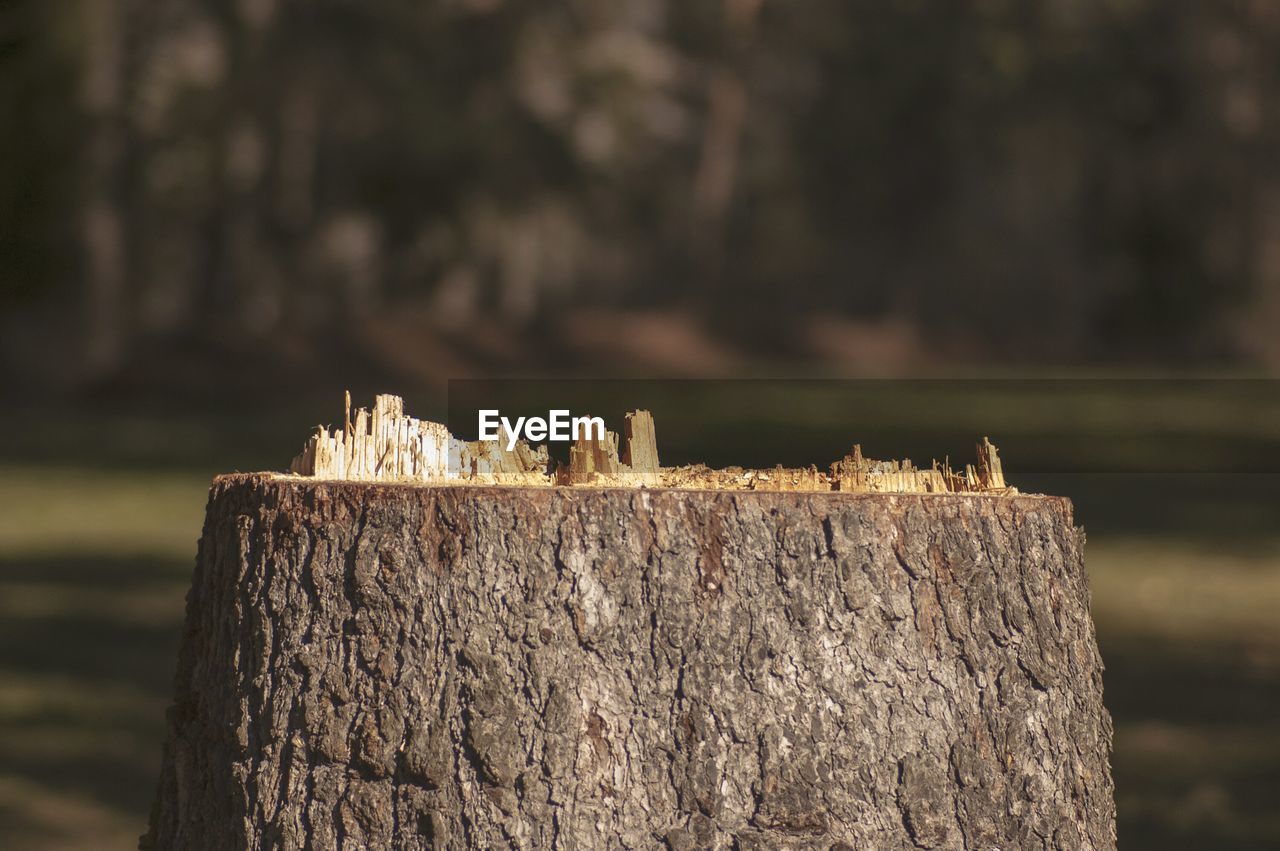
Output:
[566, 410, 660, 486]
[288, 393, 1014, 493]
[288, 393, 549, 486]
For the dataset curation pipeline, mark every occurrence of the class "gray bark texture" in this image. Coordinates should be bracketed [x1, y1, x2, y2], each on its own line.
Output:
[143, 474, 1115, 850]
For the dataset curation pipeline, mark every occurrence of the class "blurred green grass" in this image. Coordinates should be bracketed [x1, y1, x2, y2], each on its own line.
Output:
[1, 382, 1278, 849]
[0, 472, 205, 850]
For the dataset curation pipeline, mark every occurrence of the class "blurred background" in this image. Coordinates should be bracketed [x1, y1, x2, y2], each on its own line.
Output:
[1, 1, 1279, 848]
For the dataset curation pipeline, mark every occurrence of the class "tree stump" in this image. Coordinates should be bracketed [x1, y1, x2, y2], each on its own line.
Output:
[143, 474, 1114, 850]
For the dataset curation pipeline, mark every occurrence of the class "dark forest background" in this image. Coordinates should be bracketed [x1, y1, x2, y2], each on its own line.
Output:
[2, 3, 1280, 849]
[5, 0, 1280, 393]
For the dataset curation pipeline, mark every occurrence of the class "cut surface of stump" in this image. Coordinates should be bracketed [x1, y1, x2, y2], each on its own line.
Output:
[143, 395, 1115, 850]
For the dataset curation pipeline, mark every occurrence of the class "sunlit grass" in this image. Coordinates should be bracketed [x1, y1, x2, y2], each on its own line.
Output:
[0, 466, 209, 559]
[1090, 539, 1280, 644]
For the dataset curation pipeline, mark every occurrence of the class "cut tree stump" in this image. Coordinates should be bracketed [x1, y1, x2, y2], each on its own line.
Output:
[143, 476, 1115, 850]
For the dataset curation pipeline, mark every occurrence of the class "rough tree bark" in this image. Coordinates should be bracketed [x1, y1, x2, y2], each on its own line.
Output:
[143, 474, 1114, 850]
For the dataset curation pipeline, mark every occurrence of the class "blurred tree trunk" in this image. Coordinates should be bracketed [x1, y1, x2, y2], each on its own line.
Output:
[692, 0, 761, 303]
[80, 0, 128, 377]
[1242, 191, 1280, 366]
[198, 2, 250, 332]
[144, 476, 1115, 850]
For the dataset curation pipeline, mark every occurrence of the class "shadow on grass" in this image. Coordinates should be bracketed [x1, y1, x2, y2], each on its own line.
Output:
[0, 551, 191, 590]
[1102, 631, 1280, 850]
[0, 553, 190, 832]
